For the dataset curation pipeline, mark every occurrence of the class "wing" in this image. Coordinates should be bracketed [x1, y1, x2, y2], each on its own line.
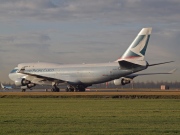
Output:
[18, 67, 65, 85]
[125, 68, 177, 79]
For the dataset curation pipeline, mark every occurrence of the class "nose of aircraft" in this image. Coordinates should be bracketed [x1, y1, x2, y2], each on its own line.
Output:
[8, 72, 14, 81]
[9, 68, 18, 81]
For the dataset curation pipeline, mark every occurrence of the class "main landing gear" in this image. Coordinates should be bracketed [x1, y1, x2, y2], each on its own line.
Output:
[51, 83, 60, 92]
[66, 85, 86, 92]
[21, 89, 26, 92]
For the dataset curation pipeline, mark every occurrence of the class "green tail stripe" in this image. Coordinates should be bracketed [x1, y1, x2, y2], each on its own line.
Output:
[140, 35, 150, 55]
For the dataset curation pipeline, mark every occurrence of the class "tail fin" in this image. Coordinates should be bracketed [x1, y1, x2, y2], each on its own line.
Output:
[117, 28, 152, 61]
[1, 83, 4, 89]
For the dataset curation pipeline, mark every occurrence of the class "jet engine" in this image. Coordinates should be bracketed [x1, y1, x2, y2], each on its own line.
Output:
[27, 83, 36, 88]
[114, 78, 132, 86]
[15, 78, 31, 86]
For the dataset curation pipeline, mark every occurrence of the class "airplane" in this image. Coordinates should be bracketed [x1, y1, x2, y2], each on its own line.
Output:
[1, 83, 12, 90]
[8, 28, 175, 92]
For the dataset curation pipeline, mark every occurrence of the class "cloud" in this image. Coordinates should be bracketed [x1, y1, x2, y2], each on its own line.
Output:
[55, 51, 76, 54]
[0, 32, 52, 67]
[0, 36, 15, 43]
[0, 32, 51, 48]
[0, 0, 179, 24]
[0, 0, 179, 82]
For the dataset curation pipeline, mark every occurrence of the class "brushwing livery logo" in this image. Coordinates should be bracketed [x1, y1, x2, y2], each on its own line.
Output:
[125, 35, 150, 58]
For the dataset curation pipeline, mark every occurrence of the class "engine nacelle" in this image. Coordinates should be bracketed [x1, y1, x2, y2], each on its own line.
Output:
[15, 78, 23, 86]
[114, 78, 132, 86]
[15, 78, 30, 86]
[27, 83, 36, 88]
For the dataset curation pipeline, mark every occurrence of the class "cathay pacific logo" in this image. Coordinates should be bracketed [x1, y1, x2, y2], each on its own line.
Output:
[123, 35, 150, 59]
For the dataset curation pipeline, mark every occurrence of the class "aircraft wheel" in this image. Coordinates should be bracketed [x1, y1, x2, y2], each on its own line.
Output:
[56, 88, 60, 92]
[66, 88, 69, 92]
[51, 87, 60, 92]
[21, 89, 26, 92]
[78, 85, 85, 92]
[66, 85, 75, 92]
[51, 88, 55, 92]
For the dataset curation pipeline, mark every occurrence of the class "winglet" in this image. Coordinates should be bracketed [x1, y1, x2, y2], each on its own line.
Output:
[168, 68, 177, 74]
[1, 83, 4, 89]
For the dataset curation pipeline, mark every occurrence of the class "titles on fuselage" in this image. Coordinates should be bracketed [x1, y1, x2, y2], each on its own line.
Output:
[26, 68, 55, 73]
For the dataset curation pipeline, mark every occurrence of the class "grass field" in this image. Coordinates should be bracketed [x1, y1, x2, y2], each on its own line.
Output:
[0, 98, 180, 135]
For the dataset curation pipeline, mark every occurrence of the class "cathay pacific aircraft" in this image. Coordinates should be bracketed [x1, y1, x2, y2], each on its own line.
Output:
[9, 28, 175, 92]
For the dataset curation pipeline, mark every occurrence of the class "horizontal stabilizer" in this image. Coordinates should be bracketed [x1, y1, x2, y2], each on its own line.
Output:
[148, 61, 174, 67]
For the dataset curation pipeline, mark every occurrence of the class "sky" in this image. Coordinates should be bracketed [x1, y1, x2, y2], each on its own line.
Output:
[0, 0, 180, 83]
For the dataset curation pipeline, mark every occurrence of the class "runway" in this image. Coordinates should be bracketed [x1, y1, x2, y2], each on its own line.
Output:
[0, 88, 180, 98]
[1, 88, 180, 92]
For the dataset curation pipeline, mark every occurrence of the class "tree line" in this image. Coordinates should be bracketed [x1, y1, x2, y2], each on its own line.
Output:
[94, 81, 180, 89]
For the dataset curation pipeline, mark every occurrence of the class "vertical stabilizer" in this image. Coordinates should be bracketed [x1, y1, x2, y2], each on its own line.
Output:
[117, 28, 152, 61]
[1, 83, 4, 89]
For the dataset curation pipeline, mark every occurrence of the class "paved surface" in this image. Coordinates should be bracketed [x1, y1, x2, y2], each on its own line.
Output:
[1, 88, 180, 92]
[0, 89, 180, 96]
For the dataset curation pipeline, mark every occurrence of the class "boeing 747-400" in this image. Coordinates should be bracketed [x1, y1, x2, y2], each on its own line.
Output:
[9, 28, 175, 92]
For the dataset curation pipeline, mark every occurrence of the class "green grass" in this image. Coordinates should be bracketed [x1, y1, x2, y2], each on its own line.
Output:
[0, 98, 180, 135]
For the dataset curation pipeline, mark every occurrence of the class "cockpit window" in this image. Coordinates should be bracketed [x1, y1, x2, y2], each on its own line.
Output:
[10, 69, 18, 73]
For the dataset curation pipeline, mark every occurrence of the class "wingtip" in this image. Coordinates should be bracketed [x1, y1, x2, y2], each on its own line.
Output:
[168, 68, 177, 74]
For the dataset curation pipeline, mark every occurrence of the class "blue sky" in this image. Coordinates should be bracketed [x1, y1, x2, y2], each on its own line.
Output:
[0, 0, 180, 83]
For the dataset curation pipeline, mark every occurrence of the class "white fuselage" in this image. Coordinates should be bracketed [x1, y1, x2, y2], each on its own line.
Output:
[9, 62, 146, 86]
